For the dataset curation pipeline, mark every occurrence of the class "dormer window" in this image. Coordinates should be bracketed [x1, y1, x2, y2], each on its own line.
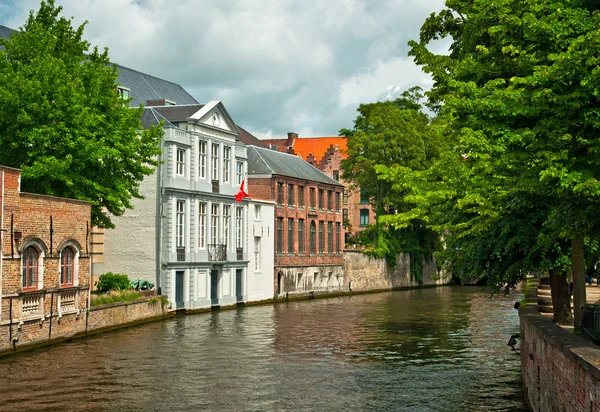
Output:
[117, 86, 130, 100]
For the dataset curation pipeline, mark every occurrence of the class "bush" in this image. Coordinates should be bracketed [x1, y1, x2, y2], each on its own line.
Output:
[90, 290, 142, 306]
[95, 272, 130, 293]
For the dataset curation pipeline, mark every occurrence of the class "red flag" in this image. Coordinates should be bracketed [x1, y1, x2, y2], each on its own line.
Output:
[235, 180, 249, 202]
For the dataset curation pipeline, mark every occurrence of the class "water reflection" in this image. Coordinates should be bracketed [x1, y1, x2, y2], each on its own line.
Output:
[0, 286, 524, 411]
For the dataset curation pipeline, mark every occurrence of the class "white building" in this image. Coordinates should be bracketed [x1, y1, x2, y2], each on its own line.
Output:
[103, 101, 274, 309]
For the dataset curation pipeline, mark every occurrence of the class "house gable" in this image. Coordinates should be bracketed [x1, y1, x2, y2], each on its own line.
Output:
[190, 101, 239, 136]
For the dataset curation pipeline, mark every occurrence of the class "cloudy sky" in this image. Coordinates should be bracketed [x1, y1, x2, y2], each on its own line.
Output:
[0, 0, 447, 138]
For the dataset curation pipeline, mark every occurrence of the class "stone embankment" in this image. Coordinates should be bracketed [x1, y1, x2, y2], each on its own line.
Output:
[0, 294, 171, 356]
[520, 279, 600, 411]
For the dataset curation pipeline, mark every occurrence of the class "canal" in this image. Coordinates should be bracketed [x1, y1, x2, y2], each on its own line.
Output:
[0, 286, 524, 411]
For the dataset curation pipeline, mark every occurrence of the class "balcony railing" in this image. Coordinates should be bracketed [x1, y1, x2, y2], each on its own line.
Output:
[21, 293, 42, 318]
[208, 244, 227, 261]
[212, 180, 220, 194]
[176, 247, 185, 261]
[236, 248, 244, 260]
[59, 289, 77, 314]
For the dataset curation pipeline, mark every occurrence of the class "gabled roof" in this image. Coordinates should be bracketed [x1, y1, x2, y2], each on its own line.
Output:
[247, 145, 343, 187]
[236, 126, 268, 148]
[264, 136, 348, 162]
[0, 25, 198, 108]
[140, 107, 175, 129]
[147, 104, 205, 122]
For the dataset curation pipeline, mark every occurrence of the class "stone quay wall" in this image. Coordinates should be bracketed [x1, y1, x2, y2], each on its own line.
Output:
[0, 295, 170, 356]
[343, 250, 451, 291]
[520, 280, 600, 411]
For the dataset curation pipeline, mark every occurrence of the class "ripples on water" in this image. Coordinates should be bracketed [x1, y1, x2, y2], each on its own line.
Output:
[0, 286, 525, 411]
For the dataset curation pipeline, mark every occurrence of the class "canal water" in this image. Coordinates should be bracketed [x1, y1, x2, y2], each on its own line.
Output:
[0, 286, 525, 411]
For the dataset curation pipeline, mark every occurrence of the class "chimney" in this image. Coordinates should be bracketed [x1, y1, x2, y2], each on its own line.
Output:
[146, 99, 167, 106]
[286, 132, 298, 148]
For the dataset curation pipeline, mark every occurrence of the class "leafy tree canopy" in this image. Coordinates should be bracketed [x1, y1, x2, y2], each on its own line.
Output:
[402, 0, 600, 327]
[0, 0, 163, 228]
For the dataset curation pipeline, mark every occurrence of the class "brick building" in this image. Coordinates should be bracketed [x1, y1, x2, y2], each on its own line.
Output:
[263, 133, 376, 240]
[0, 166, 91, 348]
[247, 146, 345, 296]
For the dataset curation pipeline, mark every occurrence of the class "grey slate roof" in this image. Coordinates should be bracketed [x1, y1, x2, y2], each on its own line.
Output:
[140, 107, 175, 129]
[149, 104, 205, 122]
[0, 25, 199, 108]
[247, 145, 344, 187]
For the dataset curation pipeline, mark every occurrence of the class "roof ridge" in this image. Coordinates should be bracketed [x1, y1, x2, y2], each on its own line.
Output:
[250, 146, 275, 174]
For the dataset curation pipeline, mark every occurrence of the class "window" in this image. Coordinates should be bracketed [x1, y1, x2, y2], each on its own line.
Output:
[287, 184, 294, 206]
[22, 246, 39, 289]
[211, 143, 219, 181]
[343, 189, 348, 205]
[223, 146, 231, 183]
[335, 192, 341, 211]
[327, 190, 333, 210]
[211, 204, 219, 245]
[328, 222, 333, 254]
[310, 188, 316, 209]
[360, 188, 369, 204]
[117, 86, 130, 102]
[309, 221, 316, 254]
[288, 218, 294, 254]
[319, 221, 325, 253]
[360, 209, 369, 226]
[298, 186, 305, 208]
[60, 247, 75, 286]
[336, 223, 341, 252]
[277, 183, 284, 205]
[176, 148, 185, 176]
[298, 219, 305, 254]
[198, 202, 206, 249]
[223, 205, 231, 247]
[276, 217, 283, 253]
[254, 237, 261, 271]
[199, 141, 207, 179]
[236, 161, 244, 185]
[318, 189, 324, 209]
[255, 204, 261, 220]
[297, 273, 304, 290]
[236, 207, 243, 249]
[343, 209, 348, 226]
[176, 200, 185, 248]
[333, 170, 339, 181]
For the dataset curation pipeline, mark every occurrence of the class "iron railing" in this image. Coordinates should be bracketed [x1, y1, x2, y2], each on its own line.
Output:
[208, 244, 227, 261]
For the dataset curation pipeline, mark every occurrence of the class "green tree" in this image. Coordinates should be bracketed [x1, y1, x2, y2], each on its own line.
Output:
[341, 87, 444, 277]
[0, 0, 163, 228]
[405, 0, 600, 329]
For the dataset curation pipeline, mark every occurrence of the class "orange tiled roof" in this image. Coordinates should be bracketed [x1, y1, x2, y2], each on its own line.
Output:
[264, 136, 347, 160]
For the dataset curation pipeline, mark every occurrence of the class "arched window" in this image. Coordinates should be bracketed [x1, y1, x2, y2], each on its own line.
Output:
[309, 221, 316, 255]
[61, 247, 75, 286]
[22, 247, 39, 289]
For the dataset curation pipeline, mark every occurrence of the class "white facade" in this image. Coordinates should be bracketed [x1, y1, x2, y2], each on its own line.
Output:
[246, 200, 275, 303]
[103, 101, 276, 310]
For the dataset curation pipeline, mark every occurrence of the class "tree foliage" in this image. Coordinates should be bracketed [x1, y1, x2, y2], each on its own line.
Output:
[341, 87, 444, 277]
[0, 0, 163, 228]
[400, 0, 600, 327]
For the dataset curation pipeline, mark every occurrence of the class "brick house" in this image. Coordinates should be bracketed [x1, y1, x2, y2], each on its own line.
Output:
[247, 146, 345, 295]
[263, 133, 377, 240]
[0, 166, 91, 348]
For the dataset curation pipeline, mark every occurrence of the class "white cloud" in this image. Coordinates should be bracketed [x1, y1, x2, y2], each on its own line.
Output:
[1, 0, 447, 137]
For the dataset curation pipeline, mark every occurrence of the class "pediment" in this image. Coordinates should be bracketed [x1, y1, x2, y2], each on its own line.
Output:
[190, 101, 238, 135]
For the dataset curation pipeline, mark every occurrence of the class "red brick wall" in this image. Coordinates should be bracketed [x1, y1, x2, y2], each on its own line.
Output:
[1, 166, 91, 323]
[520, 304, 600, 411]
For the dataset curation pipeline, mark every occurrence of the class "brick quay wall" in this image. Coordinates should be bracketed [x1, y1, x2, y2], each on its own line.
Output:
[520, 280, 600, 411]
[0, 294, 171, 356]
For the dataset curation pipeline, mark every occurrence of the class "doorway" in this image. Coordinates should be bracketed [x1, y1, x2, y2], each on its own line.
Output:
[236, 269, 243, 303]
[210, 269, 220, 306]
[175, 271, 184, 308]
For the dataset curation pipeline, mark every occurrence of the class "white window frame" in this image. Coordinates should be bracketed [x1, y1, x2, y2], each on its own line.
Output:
[211, 203, 219, 245]
[236, 161, 244, 185]
[198, 202, 206, 249]
[198, 140, 207, 179]
[236, 207, 243, 249]
[176, 200, 185, 248]
[176, 147, 185, 177]
[223, 205, 231, 247]
[223, 146, 231, 183]
[211, 143, 219, 181]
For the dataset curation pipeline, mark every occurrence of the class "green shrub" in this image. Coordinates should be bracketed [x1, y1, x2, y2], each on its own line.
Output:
[95, 272, 130, 293]
[90, 290, 143, 306]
